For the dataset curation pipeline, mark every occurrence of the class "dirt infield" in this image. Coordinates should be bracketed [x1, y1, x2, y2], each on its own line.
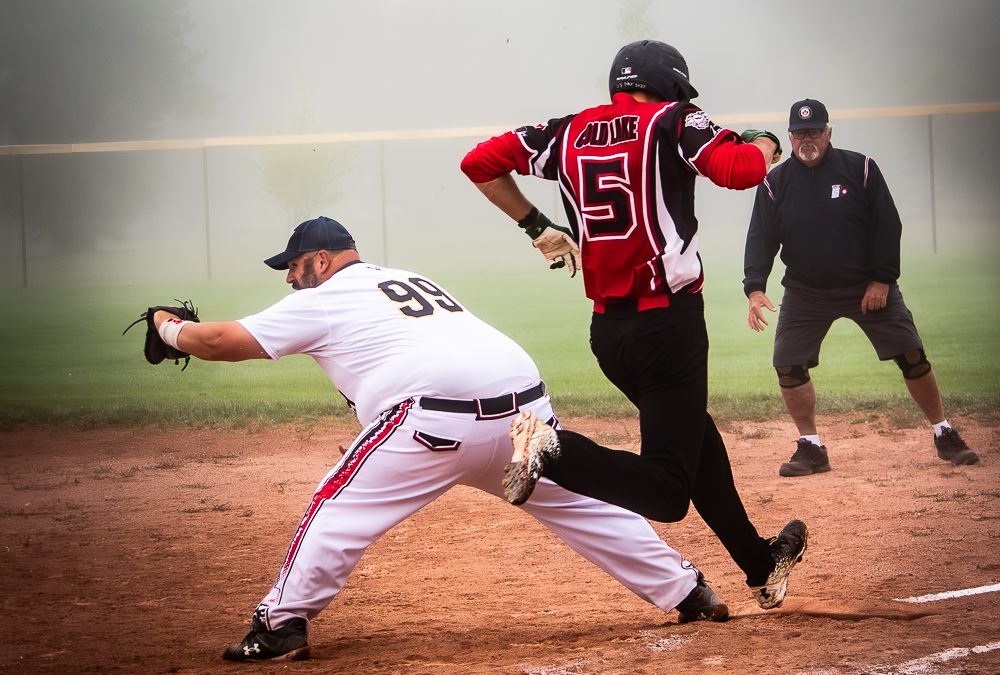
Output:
[2, 416, 998, 674]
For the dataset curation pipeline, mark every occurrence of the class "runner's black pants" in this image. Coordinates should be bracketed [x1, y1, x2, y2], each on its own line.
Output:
[544, 300, 774, 585]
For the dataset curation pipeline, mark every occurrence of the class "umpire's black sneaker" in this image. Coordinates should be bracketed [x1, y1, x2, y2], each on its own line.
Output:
[934, 428, 979, 466]
[750, 519, 808, 610]
[778, 439, 831, 477]
[675, 571, 729, 624]
[504, 412, 561, 505]
[222, 616, 310, 662]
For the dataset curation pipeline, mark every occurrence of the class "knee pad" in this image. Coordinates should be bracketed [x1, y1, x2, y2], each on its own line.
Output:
[775, 364, 810, 388]
[893, 348, 931, 379]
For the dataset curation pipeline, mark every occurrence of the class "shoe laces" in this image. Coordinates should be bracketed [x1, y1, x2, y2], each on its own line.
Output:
[772, 527, 805, 560]
[940, 428, 970, 450]
[791, 439, 822, 462]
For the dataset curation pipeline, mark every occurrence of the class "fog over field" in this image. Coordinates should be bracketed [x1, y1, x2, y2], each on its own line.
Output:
[1, 0, 998, 285]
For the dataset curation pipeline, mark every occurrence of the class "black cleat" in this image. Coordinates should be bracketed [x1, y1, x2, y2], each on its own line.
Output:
[222, 616, 310, 662]
[675, 571, 729, 624]
[779, 439, 832, 477]
[751, 519, 808, 610]
[934, 428, 979, 466]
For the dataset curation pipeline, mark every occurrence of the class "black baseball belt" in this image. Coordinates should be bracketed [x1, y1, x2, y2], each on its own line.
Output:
[419, 381, 546, 420]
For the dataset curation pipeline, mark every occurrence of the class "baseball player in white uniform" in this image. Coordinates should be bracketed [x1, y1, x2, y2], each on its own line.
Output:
[149, 216, 728, 662]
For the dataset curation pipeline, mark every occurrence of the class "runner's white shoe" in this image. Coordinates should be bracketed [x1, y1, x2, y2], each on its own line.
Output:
[503, 412, 561, 505]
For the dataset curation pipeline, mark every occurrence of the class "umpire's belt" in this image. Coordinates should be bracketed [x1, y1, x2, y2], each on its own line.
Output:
[419, 381, 546, 420]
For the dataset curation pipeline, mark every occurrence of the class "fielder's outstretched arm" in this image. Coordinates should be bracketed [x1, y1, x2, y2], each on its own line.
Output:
[153, 311, 268, 362]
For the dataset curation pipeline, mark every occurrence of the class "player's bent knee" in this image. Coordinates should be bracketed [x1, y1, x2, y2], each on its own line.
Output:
[775, 364, 810, 388]
[893, 348, 931, 379]
[647, 500, 690, 523]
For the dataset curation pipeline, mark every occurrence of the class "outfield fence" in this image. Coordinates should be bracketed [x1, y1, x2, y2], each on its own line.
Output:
[1, 102, 998, 287]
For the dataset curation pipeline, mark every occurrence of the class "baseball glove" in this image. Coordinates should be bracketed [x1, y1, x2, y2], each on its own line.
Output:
[741, 129, 783, 161]
[122, 299, 200, 370]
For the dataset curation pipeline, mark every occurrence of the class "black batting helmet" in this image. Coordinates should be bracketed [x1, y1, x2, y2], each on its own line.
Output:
[608, 40, 699, 102]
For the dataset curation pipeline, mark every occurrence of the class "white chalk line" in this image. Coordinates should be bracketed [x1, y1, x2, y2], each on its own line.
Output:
[529, 585, 999, 674]
[894, 582, 1000, 604]
[857, 584, 1000, 674]
[867, 641, 1000, 675]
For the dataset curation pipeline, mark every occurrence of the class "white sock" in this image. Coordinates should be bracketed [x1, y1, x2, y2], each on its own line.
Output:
[800, 434, 821, 447]
[933, 420, 951, 437]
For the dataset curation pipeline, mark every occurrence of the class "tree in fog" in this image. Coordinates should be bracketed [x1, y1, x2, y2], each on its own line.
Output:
[1, 0, 208, 144]
[596, 0, 655, 95]
[616, 0, 656, 43]
[0, 0, 209, 255]
[257, 105, 351, 227]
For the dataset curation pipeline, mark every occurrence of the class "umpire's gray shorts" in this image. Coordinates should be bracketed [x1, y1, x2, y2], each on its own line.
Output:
[773, 282, 923, 368]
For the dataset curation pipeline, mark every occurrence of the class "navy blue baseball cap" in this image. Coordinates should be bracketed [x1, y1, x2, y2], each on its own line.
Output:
[788, 99, 829, 131]
[264, 216, 357, 270]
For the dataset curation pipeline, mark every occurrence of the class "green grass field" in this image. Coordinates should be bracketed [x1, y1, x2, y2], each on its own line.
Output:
[0, 253, 997, 428]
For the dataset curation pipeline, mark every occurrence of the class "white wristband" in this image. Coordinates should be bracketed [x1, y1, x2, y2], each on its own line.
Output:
[158, 318, 189, 349]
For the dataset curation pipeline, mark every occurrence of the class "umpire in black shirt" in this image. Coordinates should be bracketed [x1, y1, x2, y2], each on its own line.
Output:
[743, 99, 979, 477]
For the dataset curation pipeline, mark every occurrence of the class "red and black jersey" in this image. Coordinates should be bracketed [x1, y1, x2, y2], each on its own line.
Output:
[463, 92, 766, 307]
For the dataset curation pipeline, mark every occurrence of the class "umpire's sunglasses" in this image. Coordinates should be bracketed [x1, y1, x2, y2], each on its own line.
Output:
[791, 128, 825, 140]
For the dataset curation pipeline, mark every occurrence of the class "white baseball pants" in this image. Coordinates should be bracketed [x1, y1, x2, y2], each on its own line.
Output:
[253, 394, 698, 629]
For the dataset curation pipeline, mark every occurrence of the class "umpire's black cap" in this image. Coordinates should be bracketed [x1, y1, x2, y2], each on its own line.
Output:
[788, 99, 829, 131]
[264, 216, 357, 270]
